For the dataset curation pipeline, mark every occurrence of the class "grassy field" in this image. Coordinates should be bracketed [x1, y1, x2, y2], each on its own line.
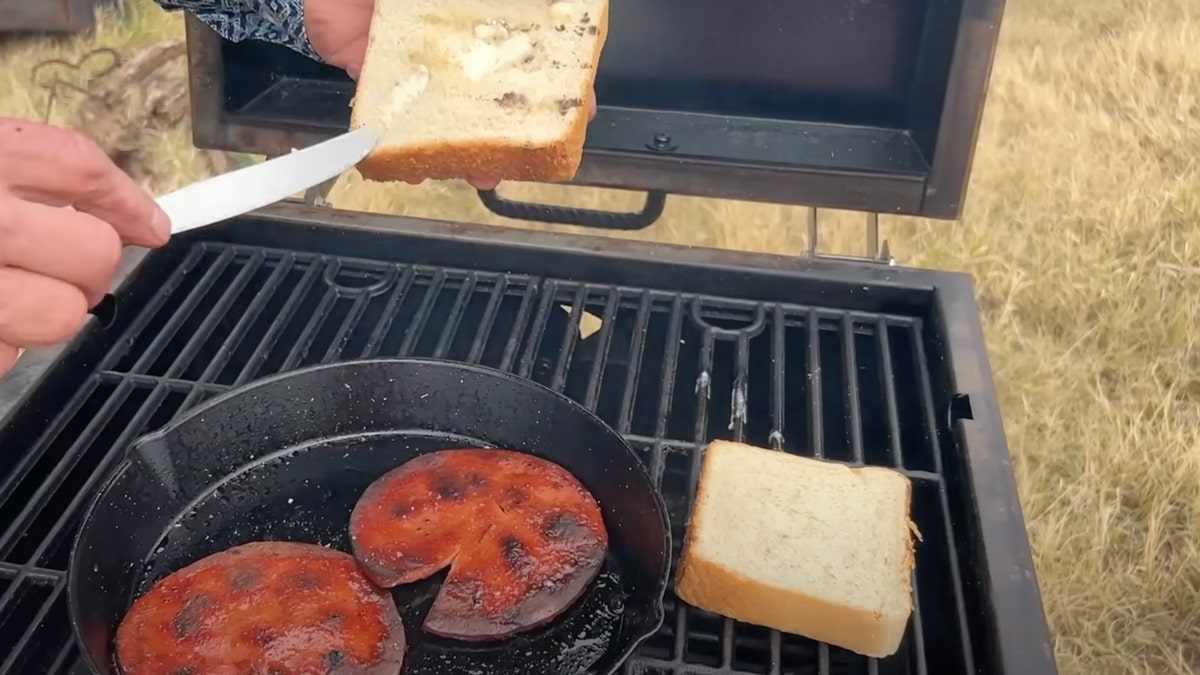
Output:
[2, 0, 1200, 673]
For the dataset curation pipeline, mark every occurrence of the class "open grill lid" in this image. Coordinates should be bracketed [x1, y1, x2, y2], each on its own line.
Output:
[186, 0, 1004, 220]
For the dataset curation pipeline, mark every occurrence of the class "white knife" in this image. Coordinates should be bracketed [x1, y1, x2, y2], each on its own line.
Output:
[157, 124, 380, 235]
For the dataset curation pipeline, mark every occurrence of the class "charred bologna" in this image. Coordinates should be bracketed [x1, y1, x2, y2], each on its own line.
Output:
[349, 449, 609, 641]
[115, 542, 406, 675]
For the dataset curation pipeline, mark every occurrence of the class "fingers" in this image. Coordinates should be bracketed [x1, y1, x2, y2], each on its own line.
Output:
[0, 199, 123, 305]
[0, 342, 17, 376]
[467, 177, 502, 191]
[0, 118, 170, 248]
[0, 267, 89, 348]
[341, 36, 369, 81]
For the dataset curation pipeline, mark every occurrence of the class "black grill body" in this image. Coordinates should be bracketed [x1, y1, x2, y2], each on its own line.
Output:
[0, 207, 1055, 675]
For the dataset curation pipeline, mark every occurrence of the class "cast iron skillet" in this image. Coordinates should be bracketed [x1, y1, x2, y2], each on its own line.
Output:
[68, 358, 671, 675]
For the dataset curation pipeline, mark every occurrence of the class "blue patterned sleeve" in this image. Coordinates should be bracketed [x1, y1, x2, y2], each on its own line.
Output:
[155, 0, 324, 63]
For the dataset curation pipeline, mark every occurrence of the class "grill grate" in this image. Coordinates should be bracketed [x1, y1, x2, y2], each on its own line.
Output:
[0, 241, 978, 675]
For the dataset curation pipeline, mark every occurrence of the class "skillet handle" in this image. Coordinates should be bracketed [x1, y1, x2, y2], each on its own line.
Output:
[476, 187, 667, 230]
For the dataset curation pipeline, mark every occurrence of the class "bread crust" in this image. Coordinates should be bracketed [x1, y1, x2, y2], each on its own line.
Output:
[674, 440, 917, 659]
[352, 4, 609, 185]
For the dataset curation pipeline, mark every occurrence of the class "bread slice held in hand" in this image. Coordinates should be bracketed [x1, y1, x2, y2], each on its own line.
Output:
[674, 440, 919, 659]
[350, 0, 608, 184]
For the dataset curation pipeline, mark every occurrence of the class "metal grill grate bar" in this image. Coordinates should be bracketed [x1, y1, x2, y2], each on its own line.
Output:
[430, 275, 476, 360]
[359, 266, 417, 359]
[8, 387, 172, 572]
[0, 565, 62, 584]
[806, 310, 825, 457]
[97, 246, 207, 372]
[44, 642, 75, 675]
[840, 319, 882, 675]
[766, 307, 787, 675]
[131, 248, 238, 374]
[911, 331, 976, 674]
[615, 293, 654, 434]
[196, 252, 297, 382]
[677, 322, 714, 667]
[801, 310, 833, 675]
[281, 282, 339, 371]
[654, 296, 685, 441]
[876, 316, 931, 674]
[233, 256, 325, 385]
[0, 575, 71, 675]
[498, 281, 539, 373]
[517, 285, 555, 380]
[320, 279, 374, 364]
[96, 372, 229, 392]
[0, 378, 100, 519]
[719, 332, 752, 670]
[876, 317, 904, 469]
[582, 291, 620, 412]
[399, 270, 448, 359]
[841, 315, 865, 463]
[162, 251, 266, 379]
[0, 578, 66, 675]
[465, 276, 507, 364]
[0, 383, 135, 562]
[550, 285, 587, 392]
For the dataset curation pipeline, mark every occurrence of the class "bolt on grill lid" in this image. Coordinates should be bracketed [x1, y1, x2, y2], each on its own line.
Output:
[185, 0, 1005, 220]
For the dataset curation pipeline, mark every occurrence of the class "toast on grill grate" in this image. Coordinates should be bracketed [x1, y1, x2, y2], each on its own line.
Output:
[674, 440, 918, 659]
[350, 0, 608, 184]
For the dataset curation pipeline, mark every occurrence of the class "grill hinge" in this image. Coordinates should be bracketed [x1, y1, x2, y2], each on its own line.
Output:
[302, 174, 340, 208]
[805, 209, 895, 266]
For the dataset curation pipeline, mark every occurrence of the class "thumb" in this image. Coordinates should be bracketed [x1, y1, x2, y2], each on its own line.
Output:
[341, 38, 369, 80]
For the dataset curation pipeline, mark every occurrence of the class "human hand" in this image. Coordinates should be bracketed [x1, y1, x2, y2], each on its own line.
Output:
[0, 118, 170, 376]
[303, 0, 598, 191]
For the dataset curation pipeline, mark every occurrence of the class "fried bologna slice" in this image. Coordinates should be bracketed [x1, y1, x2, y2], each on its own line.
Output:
[116, 542, 406, 675]
[349, 449, 608, 641]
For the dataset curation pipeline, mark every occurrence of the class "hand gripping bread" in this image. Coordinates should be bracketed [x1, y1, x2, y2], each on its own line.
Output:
[674, 441, 919, 659]
[350, 0, 609, 184]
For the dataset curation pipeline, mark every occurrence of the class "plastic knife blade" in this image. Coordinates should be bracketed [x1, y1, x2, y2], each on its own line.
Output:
[157, 124, 380, 235]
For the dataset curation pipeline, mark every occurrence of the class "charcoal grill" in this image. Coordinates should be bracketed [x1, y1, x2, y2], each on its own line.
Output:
[0, 1, 1058, 674]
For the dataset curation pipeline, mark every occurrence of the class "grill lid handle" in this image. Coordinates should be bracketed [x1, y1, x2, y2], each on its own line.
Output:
[476, 188, 667, 230]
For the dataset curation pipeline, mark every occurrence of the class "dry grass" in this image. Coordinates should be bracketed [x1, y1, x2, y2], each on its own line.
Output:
[2, 0, 1200, 673]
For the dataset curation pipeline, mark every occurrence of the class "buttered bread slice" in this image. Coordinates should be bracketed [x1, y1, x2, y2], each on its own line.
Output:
[351, 0, 609, 184]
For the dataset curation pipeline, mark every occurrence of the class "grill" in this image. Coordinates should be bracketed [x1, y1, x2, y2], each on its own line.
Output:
[0, 0, 1056, 672]
[0, 210, 1051, 675]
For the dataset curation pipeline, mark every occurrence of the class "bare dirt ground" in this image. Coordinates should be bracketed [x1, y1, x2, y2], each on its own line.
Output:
[2, 0, 1199, 673]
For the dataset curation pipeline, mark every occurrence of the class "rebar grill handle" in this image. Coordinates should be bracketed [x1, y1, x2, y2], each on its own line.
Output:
[476, 188, 667, 230]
